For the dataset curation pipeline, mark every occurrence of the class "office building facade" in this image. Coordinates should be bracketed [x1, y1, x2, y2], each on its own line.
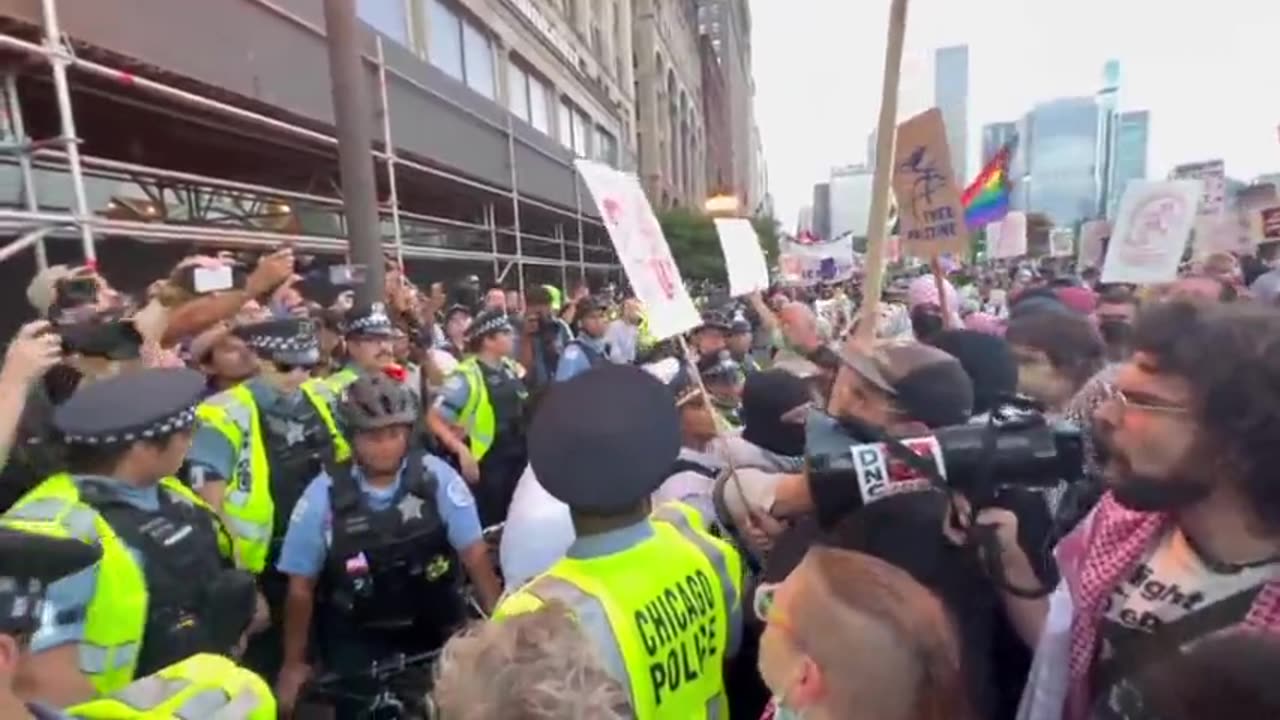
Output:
[697, 0, 759, 212]
[811, 182, 831, 241]
[700, 35, 732, 195]
[981, 122, 1018, 166]
[1026, 97, 1099, 227]
[828, 165, 874, 239]
[1108, 110, 1150, 215]
[934, 45, 969, 182]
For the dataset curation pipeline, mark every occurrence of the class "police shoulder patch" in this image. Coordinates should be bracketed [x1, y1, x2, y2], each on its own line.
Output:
[445, 476, 474, 508]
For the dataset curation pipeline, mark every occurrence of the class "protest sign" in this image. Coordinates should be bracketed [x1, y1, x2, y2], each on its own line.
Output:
[574, 159, 699, 339]
[778, 234, 858, 286]
[712, 218, 769, 297]
[988, 212, 1026, 259]
[1101, 180, 1201, 285]
[1049, 228, 1075, 258]
[1253, 205, 1280, 244]
[891, 108, 969, 259]
[1171, 159, 1227, 217]
[1078, 219, 1110, 268]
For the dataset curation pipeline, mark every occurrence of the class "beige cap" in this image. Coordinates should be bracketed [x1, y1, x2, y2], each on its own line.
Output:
[26, 264, 75, 316]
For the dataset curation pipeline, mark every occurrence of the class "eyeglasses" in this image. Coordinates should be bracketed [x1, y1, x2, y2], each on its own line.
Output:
[272, 361, 316, 374]
[1104, 383, 1189, 415]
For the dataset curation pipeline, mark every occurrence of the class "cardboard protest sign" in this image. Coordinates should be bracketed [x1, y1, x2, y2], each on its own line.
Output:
[712, 218, 769, 297]
[988, 212, 1026, 259]
[1049, 228, 1075, 258]
[1078, 219, 1110, 268]
[575, 159, 699, 340]
[891, 108, 969, 259]
[1101, 180, 1201, 285]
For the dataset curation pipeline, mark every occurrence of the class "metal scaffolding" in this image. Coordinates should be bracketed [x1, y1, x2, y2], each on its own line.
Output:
[0, 0, 613, 285]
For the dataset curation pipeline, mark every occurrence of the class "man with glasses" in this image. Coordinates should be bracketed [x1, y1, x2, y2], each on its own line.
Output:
[187, 317, 350, 686]
[325, 302, 399, 394]
[988, 299, 1280, 720]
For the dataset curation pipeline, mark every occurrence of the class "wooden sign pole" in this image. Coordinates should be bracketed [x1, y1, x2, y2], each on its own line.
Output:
[853, 0, 911, 349]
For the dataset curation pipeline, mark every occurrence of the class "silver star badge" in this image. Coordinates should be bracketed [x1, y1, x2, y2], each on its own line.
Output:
[284, 422, 306, 446]
[397, 494, 424, 522]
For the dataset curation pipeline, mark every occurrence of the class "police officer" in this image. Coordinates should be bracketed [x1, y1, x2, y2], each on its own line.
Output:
[428, 308, 528, 527]
[555, 297, 614, 382]
[187, 318, 347, 684]
[495, 365, 744, 719]
[275, 374, 500, 716]
[697, 350, 745, 429]
[1, 369, 255, 698]
[326, 302, 398, 393]
[727, 313, 761, 375]
[692, 311, 732, 359]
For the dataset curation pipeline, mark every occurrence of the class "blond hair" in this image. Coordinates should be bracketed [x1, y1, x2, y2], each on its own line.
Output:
[431, 603, 632, 720]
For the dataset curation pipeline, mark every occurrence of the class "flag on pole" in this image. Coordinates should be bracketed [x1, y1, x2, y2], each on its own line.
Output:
[962, 139, 1016, 230]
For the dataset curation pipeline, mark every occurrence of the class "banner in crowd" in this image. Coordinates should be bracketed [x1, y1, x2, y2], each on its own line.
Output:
[574, 159, 699, 339]
[1078, 219, 1110, 268]
[988, 211, 1027, 259]
[891, 108, 970, 259]
[1049, 228, 1075, 258]
[1101, 180, 1201, 285]
[1253, 205, 1280, 243]
[712, 218, 769, 297]
[778, 233, 858, 286]
[1171, 159, 1228, 217]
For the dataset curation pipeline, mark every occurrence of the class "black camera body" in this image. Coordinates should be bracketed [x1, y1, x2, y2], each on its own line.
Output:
[805, 398, 1084, 513]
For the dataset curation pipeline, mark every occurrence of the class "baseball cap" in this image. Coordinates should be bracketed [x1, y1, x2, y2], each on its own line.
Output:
[837, 339, 974, 428]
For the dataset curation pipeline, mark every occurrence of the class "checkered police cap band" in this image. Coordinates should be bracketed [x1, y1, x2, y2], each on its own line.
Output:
[0, 576, 44, 629]
[62, 407, 197, 446]
[467, 313, 511, 341]
[348, 311, 393, 334]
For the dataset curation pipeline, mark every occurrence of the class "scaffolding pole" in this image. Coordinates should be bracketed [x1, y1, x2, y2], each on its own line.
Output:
[375, 37, 405, 273]
[39, 0, 96, 263]
[504, 112, 524, 295]
[574, 172, 586, 284]
[2, 73, 48, 270]
[556, 224, 567, 292]
[484, 203, 499, 279]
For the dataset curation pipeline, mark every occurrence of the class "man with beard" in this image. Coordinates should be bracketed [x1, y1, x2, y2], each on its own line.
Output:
[1094, 287, 1140, 363]
[987, 299, 1280, 720]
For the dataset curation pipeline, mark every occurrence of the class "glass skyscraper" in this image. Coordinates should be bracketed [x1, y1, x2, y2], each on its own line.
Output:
[1026, 97, 1099, 227]
[1108, 110, 1150, 216]
[934, 45, 969, 182]
[981, 122, 1018, 165]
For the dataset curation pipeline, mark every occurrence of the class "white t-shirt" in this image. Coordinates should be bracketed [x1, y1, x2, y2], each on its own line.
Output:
[499, 464, 573, 592]
[1091, 527, 1280, 719]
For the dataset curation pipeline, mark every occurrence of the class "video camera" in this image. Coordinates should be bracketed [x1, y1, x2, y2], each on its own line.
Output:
[805, 396, 1084, 517]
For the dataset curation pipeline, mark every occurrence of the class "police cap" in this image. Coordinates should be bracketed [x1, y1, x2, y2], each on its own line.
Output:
[233, 317, 320, 366]
[344, 301, 396, 338]
[54, 368, 205, 447]
[528, 365, 679, 514]
[466, 308, 512, 343]
[0, 527, 100, 634]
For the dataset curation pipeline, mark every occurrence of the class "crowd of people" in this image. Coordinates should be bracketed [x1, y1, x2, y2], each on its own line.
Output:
[0, 243, 1278, 719]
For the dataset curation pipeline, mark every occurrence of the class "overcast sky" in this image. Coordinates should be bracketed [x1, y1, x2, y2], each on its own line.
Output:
[750, 0, 1280, 226]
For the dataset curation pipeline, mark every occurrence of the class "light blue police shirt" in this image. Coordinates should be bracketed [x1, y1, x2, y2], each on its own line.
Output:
[32, 478, 164, 653]
[186, 377, 322, 485]
[553, 335, 611, 382]
[276, 454, 483, 578]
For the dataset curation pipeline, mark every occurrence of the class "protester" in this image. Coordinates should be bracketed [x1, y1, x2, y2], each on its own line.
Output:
[1004, 311, 1106, 415]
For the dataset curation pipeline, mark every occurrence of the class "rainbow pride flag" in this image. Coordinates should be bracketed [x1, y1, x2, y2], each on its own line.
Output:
[962, 140, 1016, 230]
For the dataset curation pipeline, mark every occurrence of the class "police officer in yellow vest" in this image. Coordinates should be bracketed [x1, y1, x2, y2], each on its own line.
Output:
[0, 523, 275, 719]
[427, 308, 527, 527]
[495, 365, 744, 719]
[325, 302, 398, 395]
[186, 318, 347, 684]
[1, 369, 258, 700]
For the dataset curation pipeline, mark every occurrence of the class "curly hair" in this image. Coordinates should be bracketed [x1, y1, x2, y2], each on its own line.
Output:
[431, 603, 632, 720]
[1132, 299, 1280, 531]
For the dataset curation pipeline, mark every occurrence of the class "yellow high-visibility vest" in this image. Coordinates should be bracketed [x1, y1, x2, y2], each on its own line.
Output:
[65, 653, 275, 719]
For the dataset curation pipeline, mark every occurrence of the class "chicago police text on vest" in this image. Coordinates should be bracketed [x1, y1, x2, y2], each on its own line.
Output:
[633, 568, 720, 705]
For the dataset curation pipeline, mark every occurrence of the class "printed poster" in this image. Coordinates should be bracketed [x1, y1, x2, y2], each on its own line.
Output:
[1171, 159, 1227, 217]
[1049, 228, 1075, 258]
[1253, 205, 1280, 244]
[575, 159, 699, 340]
[1100, 180, 1201, 285]
[891, 108, 970, 259]
[712, 218, 769, 297]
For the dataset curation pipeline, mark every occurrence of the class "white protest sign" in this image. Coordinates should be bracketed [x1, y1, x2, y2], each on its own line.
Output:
[1101, 180, 1201, 285]
[988, 212, 1027, 259]
[712, 218, 769, 297]
[574, 159, 699, 340]
[778, 234, 858, 286]
[1171, 159, 1227, 217]
[1049, 228, 1075, 258]
[1078, 219, 1110, 268]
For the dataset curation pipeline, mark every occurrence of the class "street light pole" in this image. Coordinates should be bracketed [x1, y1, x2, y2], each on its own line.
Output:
[322, 0, 385, 305]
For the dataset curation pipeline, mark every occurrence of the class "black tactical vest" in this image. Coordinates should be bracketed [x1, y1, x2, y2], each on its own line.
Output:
[77, 478, 235, 677]
[478, 361, 526, 437]
[319, 451, 464, 652]
[258, 397, 336, 549]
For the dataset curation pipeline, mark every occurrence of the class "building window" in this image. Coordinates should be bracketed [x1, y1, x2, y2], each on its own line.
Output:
[508, 58, 552, 135]
[428, 0, 463, 81]
[428, 0, 495, 99]
[559, 100, 573, 150]
[595, 126, 618, 167]
[357, 0, 411, 47]
[573, 108, 591, 157]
